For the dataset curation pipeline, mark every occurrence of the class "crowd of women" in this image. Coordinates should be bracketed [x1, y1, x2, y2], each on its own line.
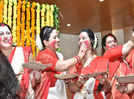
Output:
[0, 22, 134, 99]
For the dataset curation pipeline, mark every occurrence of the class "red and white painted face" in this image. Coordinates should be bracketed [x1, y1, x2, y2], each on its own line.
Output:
[105, 35, 117, 50]
[0, 25, 12, 48]
[48, 29, 60, 50]
[79, 32, 91, 49]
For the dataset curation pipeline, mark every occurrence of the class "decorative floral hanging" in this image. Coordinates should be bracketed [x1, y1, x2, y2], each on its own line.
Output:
[8, 0, 12, 28]
[50, 5, 54, 27]
[0, 0, 4, 23]
[46, 4, 50, 26]
[41, 4, 46, 28]
[36, 3, 40, 34]
[26, 2, 31, 46]
[36, 3, 41, 54]
[12, 0, 17, 45]
[21, 0, 26, 46]
[16, 0, 21, 46]
[31, 2, 36, 57]
[3, 0, 8, 24]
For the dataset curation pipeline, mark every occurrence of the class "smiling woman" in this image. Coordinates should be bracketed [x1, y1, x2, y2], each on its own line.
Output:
[0, 23, 12, 49]
[0, 23, 35, 99]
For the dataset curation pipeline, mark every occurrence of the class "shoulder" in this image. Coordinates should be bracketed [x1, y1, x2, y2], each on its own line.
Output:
[37, 49, 52, 60]
[36, 49, 57, 64]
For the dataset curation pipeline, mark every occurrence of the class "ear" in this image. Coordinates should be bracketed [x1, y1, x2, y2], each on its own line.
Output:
[43, 40, 48, 47]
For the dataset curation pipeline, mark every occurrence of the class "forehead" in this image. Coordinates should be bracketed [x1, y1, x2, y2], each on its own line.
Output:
[106, 36, 115, 42]
[80, 32, 88, 37]
[0, 26, 10, 32]
[50, 29, 58, 36]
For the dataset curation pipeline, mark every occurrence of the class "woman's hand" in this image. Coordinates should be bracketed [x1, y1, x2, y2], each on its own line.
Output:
[101, 79, 111, 93]
[126, 83, 134, 94]
[66, 75, 86, 93]
[116, 83, 128, 93]
[68, 82, 80, 93]
[31, 71, 41, 88]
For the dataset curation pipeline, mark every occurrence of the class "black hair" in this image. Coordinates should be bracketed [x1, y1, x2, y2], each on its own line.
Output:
[132, 28, 134, 32]
[101, 33, 117, 55]
[0, 23, 12, 33]
[80, 28, 95, 48]
[40, 26, 55, 49]
[0, 50, 19, 99]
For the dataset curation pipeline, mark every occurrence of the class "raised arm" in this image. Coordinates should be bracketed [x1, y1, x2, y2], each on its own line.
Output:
[55, 43, 87, 72]
[122, 40, 134, 56]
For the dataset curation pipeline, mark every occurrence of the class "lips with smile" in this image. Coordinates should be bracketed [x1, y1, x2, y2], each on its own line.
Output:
[3, 37, 12, 44]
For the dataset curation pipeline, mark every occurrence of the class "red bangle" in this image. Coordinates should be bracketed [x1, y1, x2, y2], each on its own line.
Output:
[74, 56, 80, 63]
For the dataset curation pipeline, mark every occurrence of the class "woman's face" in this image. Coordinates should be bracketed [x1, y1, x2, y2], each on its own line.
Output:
[79, 32, 91, 49]
[105, 36, 117, 50]
[0, 26, 12, 48]
[48, 29, 60, 50]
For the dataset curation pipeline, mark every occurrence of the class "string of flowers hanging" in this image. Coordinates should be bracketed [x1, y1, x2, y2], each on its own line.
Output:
[26, 2, 31, 46]
[50, 5, 54, 27]
[36, 3, 41, 54]
[3, 0, 8, 24]
[16, 0, 21, 46]
[46, 4, 50, 26]
[31, 2, 36, 57]
[36, 3, 40, 34]
[0, 0, 4, 23]
[21, 0, 26, 46]
[12, 0, 17, 45]
[41, 4, 46, 28]
[8, 0, 12, 28]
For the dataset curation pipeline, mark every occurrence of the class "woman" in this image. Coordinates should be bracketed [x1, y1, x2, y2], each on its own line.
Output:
[35, 26, 87, 99]
[0, 23, 35, 99]
[102, 33, 134, 99]
[68, 29, 109, 99]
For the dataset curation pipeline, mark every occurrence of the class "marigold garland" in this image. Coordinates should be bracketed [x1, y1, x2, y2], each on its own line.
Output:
[26, 2, 31, 46]
[8, 0, 12, 28]
[36, 3, 40, 34]
[50, 5, 54, 27]
[0, 0, 4, 23]
[41, 4, 46, 28]
[12, 0, 17, 45]
[46, 4, 50, 26]
[16, 0, 21, 46]
[21, 0, 26, 46]
[31, 2, 36, 57]
[36, 3, 41, 54]
[3, 0, 8, 24]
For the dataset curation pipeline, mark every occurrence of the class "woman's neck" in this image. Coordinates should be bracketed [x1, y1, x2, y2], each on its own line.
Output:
[0, 47, 12, 57]
[85, 50, 94, 59]
[82, 50, 96, 66]
[47, 47, 56, 53]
